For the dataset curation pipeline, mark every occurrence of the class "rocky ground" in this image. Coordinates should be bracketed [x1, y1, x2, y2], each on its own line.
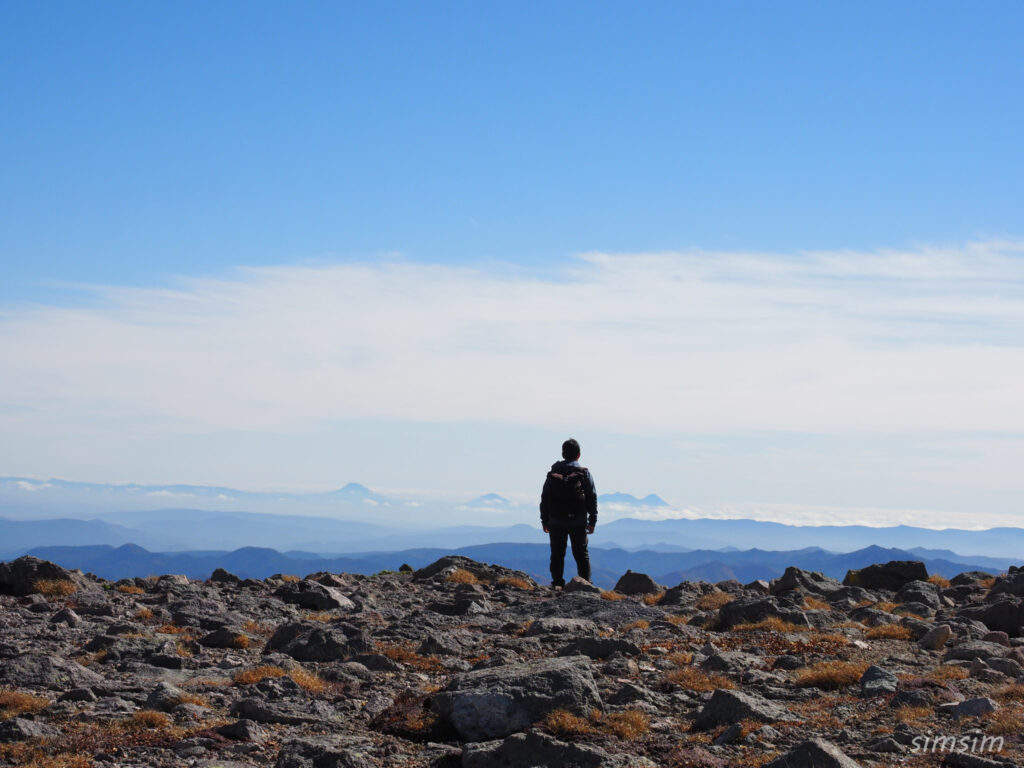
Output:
[1, 554, 1024, 767]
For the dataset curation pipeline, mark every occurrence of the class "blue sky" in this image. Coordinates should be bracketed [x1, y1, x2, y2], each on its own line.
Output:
[2, 3, 1024, 527]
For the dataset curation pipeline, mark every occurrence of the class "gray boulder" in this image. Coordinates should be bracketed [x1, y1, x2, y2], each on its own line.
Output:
[770, 567, 842, 596]
[843, 560, 927, 590]
[943, 640, 1012, 662]
[273, 580, 355, 611]
[959, 598, 1024, 637]
[433, 656, 602, 742]
[462, 730, 656, 768]
[525, 618, 599, 636]
[557, 637, 641, 659]
[859, 665, 898, 697]
[265, 621, 371, 662]
[0, 717, 60, 743]
[563, 577, 601, 594]
[917, 624, 952, 650]
[613, 570, 663, 595]
[765, 738, 863, 768]
[718, 596, 809, 630]
[273, 738, 374, 768]
[0, 654, 102, 691]
[693, 689, 798, 730]
[0, 556, 93, 597]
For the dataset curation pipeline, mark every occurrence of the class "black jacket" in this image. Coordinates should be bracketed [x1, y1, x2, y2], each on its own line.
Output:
[540, 460, 598, 529]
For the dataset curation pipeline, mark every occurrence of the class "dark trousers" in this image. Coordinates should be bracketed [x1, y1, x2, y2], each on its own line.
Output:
[549, 526, 590, 585]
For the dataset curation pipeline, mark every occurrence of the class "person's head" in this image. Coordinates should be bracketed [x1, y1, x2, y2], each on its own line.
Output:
[562, 438, 581, 461]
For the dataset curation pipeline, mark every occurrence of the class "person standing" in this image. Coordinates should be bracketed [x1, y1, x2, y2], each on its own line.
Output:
[540, 438, 598, 588]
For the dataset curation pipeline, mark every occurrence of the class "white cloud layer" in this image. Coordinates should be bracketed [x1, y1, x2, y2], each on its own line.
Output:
[2, 241, 1023, 439]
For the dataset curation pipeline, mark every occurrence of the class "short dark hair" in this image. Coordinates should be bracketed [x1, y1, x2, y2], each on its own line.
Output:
[562, 438, 581, 460]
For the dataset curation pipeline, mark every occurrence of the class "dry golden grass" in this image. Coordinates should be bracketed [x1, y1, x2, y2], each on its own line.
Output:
[229, 634, 251, 649]
[695, 591, 733, 611]
[279, 574, 300, 583]
[116, 584, 145, 595]
[242, 619, 275, 636]
[599, 709, 651, 740]
[174, 640, 193, 658]
[666, 667, 735, 692]
[126, 710, 172, 730]
[234, 665, 288, 685]
[926, 665, 969, 682]
[732, 617, 806, 633]
[599, 590, 626, 601]
[811, 632, 850, 646]
[497, 576, 534, 590]
[155, 623, 189, 635]
[865, 624, 915, 640]
[445, 568, 480, 584]
[803, 596, 831, 610]
[893, 704, 932, 724]
[874, 601, 899, 613]
[987, 705, 1024, 736]
[621, 620, 650, 632]
[133, 607, 154, 622]
[980, 576, 997, 589]
[375, 641, 442, 671]
[0, 689, 50, 718]
[543, 708, 594, 736]
[642, 593, 663, 606]
[664, 614, 691, 626]
[289, 666, 327, 694]
[303, 611, 334, 623]
[927, 574, 951, 588]
[171, 692, 209, 708]
[667, 651, 694, 667]
[0, 747, 92, 768]
[794, 660, 868, 690]
[33, 578, 77, 598]
[996, 682, 1024, 703]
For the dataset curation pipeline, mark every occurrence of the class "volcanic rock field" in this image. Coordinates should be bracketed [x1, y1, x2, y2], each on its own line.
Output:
[2, 554, 1024, 767]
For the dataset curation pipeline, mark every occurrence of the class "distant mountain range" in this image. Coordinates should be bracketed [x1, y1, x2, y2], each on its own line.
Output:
[17, 541, 1002, 589]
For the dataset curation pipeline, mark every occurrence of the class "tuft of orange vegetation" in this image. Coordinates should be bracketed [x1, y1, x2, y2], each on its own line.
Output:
[927, 574, 951, 588]
[375, 641, 442, 671]
[996, 683, 1024, 703]
[446, 568, 480, 584]
[874, 601, 899, 613]
[642, 593, 663, 606]
[116, 584, 144, 595]
[667, 651, 693, 667]
[803, 596, 831, 610]
[927, 664, 969, 682]
[666, 667, 735, 692]
[242, 619, 275, 636]
[732, 617, 806, 633]
[0, 747, 92, 768]
[599, 590, 626, 601]
[171, 692, 209, 708]
[155, 623, 189, 635]
[599, 709, 651, 740]
[302, 611, 334, 623]
[987, 705, 1024, 736]
[0, 689, 50, 718]
[127, 710, 171, 730]
[497, 576, 534, 590]
[33, 579, 78, 598]
[229, 634, 251, 649]
[794, 660, 868, 690]
[174, 640, 193, 658]
[543, 708, 594, 736]
[695, 591, 733, 611]
[279, 574, 300, 583]
[893, 704, 932, 724]
[620, 620, 650, 632]
[664, 614, 691, 626]
[234, 665, 287, 685]
[865, 624, 914, 640]
[134, 607, 154, 622]
[811, 632, 850, 646]
[289, 666, 327, 694]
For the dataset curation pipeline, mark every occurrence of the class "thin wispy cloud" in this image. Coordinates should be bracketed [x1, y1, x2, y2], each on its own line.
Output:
[1, 242, 1023, 442]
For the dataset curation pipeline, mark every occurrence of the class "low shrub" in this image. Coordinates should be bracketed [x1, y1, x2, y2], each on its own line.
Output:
[794, 661, 868, 690]
[32, 579, 77, 598]
[865, 624, 914, 640]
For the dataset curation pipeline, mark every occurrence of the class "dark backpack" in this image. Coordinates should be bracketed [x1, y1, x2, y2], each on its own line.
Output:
[544, 466, 589, 519]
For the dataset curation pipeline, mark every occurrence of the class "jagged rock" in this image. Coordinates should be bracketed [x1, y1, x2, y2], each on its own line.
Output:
[199, 626, 249, 648]
[896, 580, 941, 610]
[412, 555, 529, 585]
[718, 596, 809, 630]
[959, 598, 1024, 637]
[563, 576, 601, 594]
[770, 567, 842, 596]
[216, 718, 267, 743]
[265, 621, 371, 662]
[918, 624, 953, 650]
[0, 653, 102, 691]
[274, 579, 355, 611]
[525, 618, 599, 636]
[209, 567, 241, 584]
[145, 681, 187, 712]
[50, 607, 81, 626]
[613, 570, 663, 595]
[273, 738, 375, 768]
[0, 556, 93, 597]
[843, 560, 928, 590]
[953, 697, 999, 718]
[231, 698, 339, 726]
[764, 738, 863, 767]
[950, 570, 994, 587]
[434, 656, 602, 741]
[860, 665, 899, 696]
[0, 717, 60, 742]
[943, 640, 1012, 662]
[462, 730, 656, 767]
[693, 689, 799, 730]
[557, 637, 641, 659]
